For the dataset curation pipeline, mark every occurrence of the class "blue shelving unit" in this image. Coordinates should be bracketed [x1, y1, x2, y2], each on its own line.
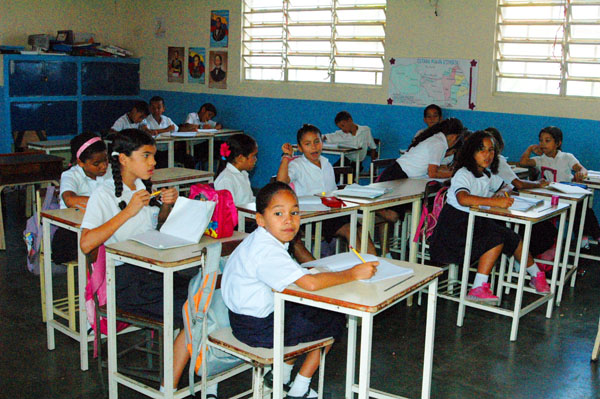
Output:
[1, 54, 141, 153]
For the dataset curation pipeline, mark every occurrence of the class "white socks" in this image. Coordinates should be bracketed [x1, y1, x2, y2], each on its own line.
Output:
[472, 273, 489, 289]
[283, 362, 294, 385]
[526, 264, 541, 277]
[287, 374, 317, 398]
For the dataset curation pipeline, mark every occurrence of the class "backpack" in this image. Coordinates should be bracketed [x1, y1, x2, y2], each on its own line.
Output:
[23, 185, 59, 275]
[189, 184, 238, 239]
[183, 242, 243, 396]
[413, 181, 449, 243]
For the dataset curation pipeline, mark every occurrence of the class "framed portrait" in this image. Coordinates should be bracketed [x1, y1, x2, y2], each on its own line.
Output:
[168, 46, 184, 83]
[210, 10, 229, 48]
[208, 51, 227, 89]
[188, 47, 206, 84]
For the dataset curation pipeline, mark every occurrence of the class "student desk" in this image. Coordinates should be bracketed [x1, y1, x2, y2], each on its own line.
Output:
[41, 207, 90, 370]
[291, 144, 362, 183]
[151, 167, 214, 191]
[519, 188, 590, 305]
[579, 176, 600, 263]
[104, 231, 248, 399]
[458, 201, 569, 341]
[155, 129, 244, 170]
[28, 139, 71, 154]
[335, 179, 429, 263]
[0, 152, 63, 250]
[272, 259, 443, 399]
[236, 202, 359, 258]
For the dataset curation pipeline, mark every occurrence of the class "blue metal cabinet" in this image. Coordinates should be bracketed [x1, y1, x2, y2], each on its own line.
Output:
[82, 99, 138, 133]
[82, 62, 139, 96]
[9, 60, 77, 97]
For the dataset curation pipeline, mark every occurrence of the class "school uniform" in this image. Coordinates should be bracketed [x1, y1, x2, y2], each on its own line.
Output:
[378, 132, 448, 181]
[51, 165, 112, 264]
[142, 114, 178, 149]
[81, 178, 188, 323]
[222, 226, 344, 348]
[184, 113, 218, 128]
[533, 151, 600, 239]
[323, 125, 377, 164]
[288, 155, 344, 240]
[111, 113, 143, 131]
[497, 155, 518, 187]
[414, 129, 453, 165]
[214, 163, 254, 205]
[429, 167, 521, 265]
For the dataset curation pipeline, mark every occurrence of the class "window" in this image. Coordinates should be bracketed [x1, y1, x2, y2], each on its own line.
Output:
[242, 0, 386, 85]
[495, 0, 600, 97]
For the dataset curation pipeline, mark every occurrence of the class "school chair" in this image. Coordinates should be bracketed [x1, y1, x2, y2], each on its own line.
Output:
[592, 316, 600, 361]
[333, 165, 353, 187]
[357, 138, 382, 183]
[37, 187, 79, 331]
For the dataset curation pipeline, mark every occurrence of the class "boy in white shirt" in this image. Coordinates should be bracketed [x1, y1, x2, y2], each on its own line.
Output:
[180, 103, 223, 131]
[109, 101, 149, 134]
[322, 111, 377, 172]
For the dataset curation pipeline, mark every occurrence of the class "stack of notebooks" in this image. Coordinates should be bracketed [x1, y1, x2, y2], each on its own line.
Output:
[333, 184, 391, 199]
[322, 143, 360, 150]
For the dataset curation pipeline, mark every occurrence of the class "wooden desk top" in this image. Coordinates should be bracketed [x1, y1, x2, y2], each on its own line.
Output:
[28, 139, 72, 149]
[41, 208, 84, 227]
[281, 259, 442, 313]
[0, 152, 64, 165]
[155, 128, 243, 141]
[292, 144, 360, 154]
[334, 178, 429, 206]
[0, 152, 64, 185]
[151, 167, 213, 184]
[469, 200, 570, 222]
[105, 231, 248, 268]
[520, 187, 589, 200]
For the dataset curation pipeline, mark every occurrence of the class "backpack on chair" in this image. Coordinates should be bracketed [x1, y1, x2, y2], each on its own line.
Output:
[23, 185, 59, 275]
[413, 180, 450, 243]
[189, 184, 238, 239]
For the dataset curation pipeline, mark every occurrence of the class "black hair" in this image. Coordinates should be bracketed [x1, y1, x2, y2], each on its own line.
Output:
[334, 111, 352, 125]
[149, 96, 164, 106]
[132, 100, 150, 116]
[69, 132, 107, 165]
[216, 134, 258, 175]
[485, 127, 504, 153]
[453, 130, 499, 178]
[407, 117, 464, 151]
[256, 182, 297, 214]
[198, 103, 217, 116]
[109, 129, 158, 210]
[539, 126, 563, 150]
[424, 104, 442, 118]
[296, 124, 321, 144]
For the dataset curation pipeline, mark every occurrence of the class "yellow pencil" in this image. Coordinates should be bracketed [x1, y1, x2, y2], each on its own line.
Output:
[349, 245, 366, 263]
[150, 190, 162, 198]
[504, 192, 510, 198]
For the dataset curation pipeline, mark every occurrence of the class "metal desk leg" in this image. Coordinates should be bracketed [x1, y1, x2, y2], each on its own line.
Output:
[208, 137, 214, 173]
[546, 212, 567, 318]
[457, 212, 476, 327]
[570, 196, 588, 287]
[349, 211, 357, 249]
[357, 314, 373, 399]
[345, 315, 357, 399]
[273, 294, 285, 399]
[422, 278, 438, 399]
[360, 210, 372, 254]
[43, 218, 55, 350]
[106, 256, 118, 398]
[164, 271, 174, 399]
[168, 141, 175, 168]
[510, 222, 531, 341]
[409, 198, 422, 263]
[557, 202, 577, 306]
[0, 185, 5, 250]
[77, 230, 89, 371]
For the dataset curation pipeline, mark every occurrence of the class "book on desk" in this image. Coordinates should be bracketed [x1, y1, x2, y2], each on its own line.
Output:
[333, 184, 391, 199]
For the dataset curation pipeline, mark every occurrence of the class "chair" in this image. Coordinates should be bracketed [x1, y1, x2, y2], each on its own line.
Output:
[37, 187, 79, 330]
[333, 165, 353, 187]
[369, 158, 396, 184]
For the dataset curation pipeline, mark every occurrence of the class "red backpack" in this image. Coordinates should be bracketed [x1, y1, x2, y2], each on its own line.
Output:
[413, 181, 450, 243]
[189, 184, 238, 238]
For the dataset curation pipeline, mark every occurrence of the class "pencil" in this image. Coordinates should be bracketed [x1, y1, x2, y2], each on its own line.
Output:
[349, 245, 366, 263]
[504, 192, 510, 198]
[150, 190, 162, 198]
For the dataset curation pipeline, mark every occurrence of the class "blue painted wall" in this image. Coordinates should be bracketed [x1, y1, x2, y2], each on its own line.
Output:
[142, 89, 599, 187]
[0, 86, 6, 152]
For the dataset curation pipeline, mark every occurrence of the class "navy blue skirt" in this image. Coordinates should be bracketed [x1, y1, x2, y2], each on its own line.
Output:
[229, 302, 345, 348]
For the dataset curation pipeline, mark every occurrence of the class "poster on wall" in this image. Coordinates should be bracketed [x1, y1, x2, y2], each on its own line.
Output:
[167, 46, 184, 83]
[188, 47, 206, 84]
[208, 51, 227, 89]
[387, 57, 479, 110]
[154, 17, 166, 38]
[210, 10, 229, 48]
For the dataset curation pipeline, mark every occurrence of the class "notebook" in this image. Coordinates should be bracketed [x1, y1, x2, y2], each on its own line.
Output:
[301, 252, 414, 283]
[130, 197, 215, 249]
[297, 196, 329, 212]
[509, 196, 544, 212]
[170, 131, 199, 137]
[333, 184, 391, 199]
[322, 143, 360, 150]
[548, 182, 591, 195]
[197, 128, 219, 134]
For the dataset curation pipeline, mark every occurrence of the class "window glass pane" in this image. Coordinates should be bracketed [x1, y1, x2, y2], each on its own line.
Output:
[337, 9, 386, 22]
[245, 12, 284, 24]
[289, 0, 332, 8]
[245, 68, 284, 81]
[570, 24, 600, 40]
[245, 27, 284, 39]
[499, 42, 562, 58]
[336, 41, 384, 53]
[336, 56, 383, 69]
[289, 41, 332, 52]
[568, 62, 600, 78]
[337, 25, 386, 38]
[566, 80, 600, 97]
[498, 61, 561, 76]
[335, 70, 378, 84]
[288, 69, 331, 82]
[289, 10, 332, 23]
[288, 55, 331, 67]
[244, 55, 284, 66]
[288, 25, 332, 38]
[497, 77, 560, 94]
[499, 24, 563, 40]
[569, 44, 600, 59]
[244, 41, 285, 53]
[338, 0, 386, 6]
[500, 6, 564, 21]
[571, 5, 600, 20]
[245, 0, 283, 10]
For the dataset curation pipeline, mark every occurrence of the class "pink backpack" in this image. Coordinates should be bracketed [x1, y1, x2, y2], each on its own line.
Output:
[189, 184, 238, 238]
[413, 181, 449, 243]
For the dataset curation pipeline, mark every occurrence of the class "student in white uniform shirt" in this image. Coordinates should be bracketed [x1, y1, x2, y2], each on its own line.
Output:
[109, 101, 149, 134]
[214, 134, 257, 205]
[429, 131, 549, 304]
[222, 182, 378, 399]
[322, 111, 377, 172]
[52, 132, 110, 264]
[179, 102, 222, 131]
[78, 129, 194, 395]
[414, 104, 457, 165]
[278, 124, 377, 255]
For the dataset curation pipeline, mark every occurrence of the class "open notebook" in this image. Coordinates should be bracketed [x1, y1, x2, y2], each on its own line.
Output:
[130, 197, 215, 249]
[549, 182, 591, 195]
[301, 252, 414, 283]
[509, 196, 544, 212]
[333, 184, 391, 199]
[297, 195, 329, 211]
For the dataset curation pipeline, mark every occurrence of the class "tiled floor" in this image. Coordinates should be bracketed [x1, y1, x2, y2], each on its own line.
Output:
[1, 188, 599, 399]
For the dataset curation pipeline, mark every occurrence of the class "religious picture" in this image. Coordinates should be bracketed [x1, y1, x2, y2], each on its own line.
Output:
[188, 47, 206, 84]
[208, 51, 227, 89]
[168, 46, 184, 83]
[210, 10, 229, 48]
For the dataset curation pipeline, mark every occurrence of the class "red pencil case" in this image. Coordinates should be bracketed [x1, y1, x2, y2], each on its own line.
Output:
[320, 196, 346, 208]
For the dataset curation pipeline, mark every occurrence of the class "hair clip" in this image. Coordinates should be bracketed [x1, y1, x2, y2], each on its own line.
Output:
[220, 142, 231, 159]
[111, 151, 119, 157]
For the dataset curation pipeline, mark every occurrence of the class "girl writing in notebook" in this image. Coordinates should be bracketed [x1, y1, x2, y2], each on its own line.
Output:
[222, 182, 378, 399]
[79, 129, 194, 394]
[277, 124, 377, 255]
[429, 131, 549, 304]
[520, 126, 600, 245]
[52, 132, 110, 264]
